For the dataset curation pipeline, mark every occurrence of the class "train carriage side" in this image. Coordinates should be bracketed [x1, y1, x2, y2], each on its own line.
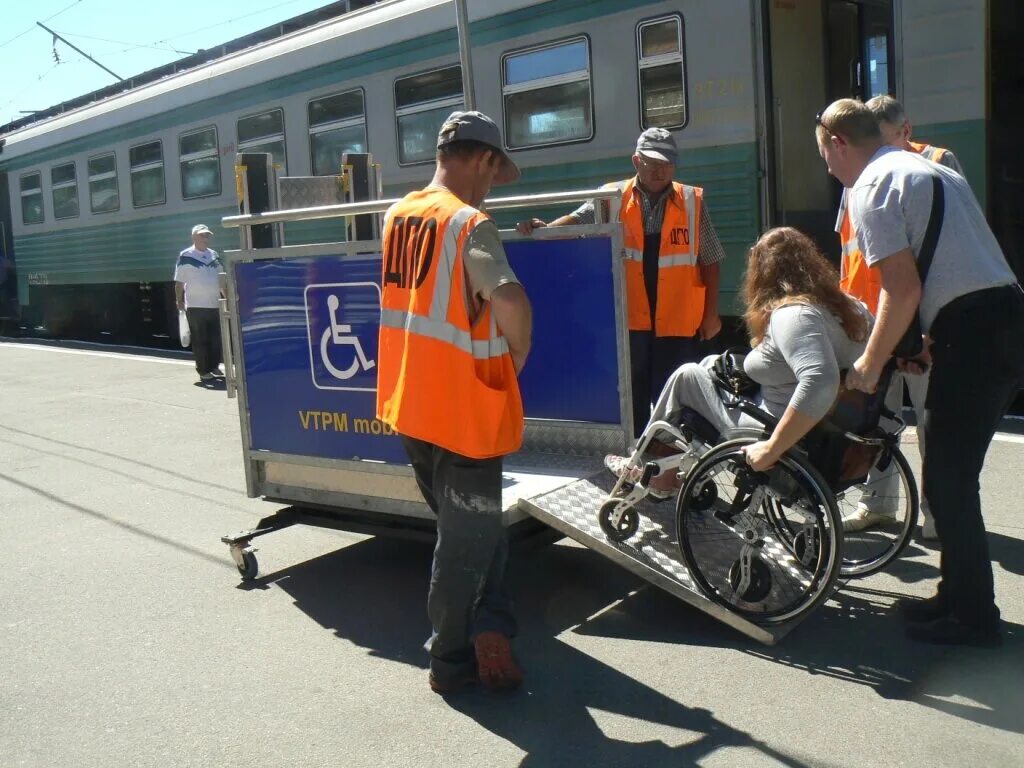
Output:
[0, 0, 763, 341]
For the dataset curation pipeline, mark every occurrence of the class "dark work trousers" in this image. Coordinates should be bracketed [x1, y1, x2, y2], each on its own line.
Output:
[923, 283, 1024, 629]
[629, 331, 702, 438]
[186, 307, 222, 376]
[630, 231, 703, 437]
[400, 435, 517, 685]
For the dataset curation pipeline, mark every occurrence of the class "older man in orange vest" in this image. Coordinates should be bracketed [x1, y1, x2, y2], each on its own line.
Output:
[377, 111, 532, 694]
[517, 128, 725, 437]
[836, 95, 964, 539]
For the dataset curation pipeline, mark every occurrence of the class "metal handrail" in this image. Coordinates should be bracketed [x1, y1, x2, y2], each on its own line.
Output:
[221, 187, 620, 228]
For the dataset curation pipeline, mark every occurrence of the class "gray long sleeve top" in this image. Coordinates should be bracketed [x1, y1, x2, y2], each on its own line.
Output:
[743, 302, 872, 421]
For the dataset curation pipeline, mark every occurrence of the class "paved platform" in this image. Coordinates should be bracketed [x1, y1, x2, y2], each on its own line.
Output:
[1, 340, 1022, 768]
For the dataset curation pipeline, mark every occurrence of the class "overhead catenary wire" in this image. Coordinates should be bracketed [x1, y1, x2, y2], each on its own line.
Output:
[0, 0, 84, 49]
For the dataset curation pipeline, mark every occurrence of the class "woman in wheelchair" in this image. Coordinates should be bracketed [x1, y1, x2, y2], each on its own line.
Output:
[606, 226, 873, 496]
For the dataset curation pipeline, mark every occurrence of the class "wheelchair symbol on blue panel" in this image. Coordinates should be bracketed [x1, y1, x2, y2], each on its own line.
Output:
[304, 282, 381, 392]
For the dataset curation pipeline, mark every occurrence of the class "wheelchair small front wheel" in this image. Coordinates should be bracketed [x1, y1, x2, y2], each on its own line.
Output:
[598, 499, 639, 543]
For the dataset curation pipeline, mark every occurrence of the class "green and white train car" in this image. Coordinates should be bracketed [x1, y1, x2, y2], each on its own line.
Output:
[0, 0, 1018, 341]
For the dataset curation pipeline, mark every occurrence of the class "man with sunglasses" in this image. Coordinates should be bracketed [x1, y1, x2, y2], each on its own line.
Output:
[835, 96, 964, 539]
[816, 98, 1024, 647]
[516, 128, 726, 438]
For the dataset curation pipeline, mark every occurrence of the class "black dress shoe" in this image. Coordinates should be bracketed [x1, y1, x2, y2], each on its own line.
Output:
[905, 615, 1002, 647]
[897, 594, 949, 623]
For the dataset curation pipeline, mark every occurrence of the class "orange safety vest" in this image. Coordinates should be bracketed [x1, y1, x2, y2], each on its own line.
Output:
[612, 178, 705, 337]
[838, 141, 950, 315]
[375, 187, 523, 459]
[909, 141, 948, 165]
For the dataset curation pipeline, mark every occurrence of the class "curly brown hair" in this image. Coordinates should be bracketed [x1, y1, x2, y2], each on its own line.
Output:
[742, 227, 869, 346]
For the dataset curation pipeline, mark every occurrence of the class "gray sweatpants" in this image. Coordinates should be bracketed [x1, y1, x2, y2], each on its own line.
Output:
[645, 355, 766, 438]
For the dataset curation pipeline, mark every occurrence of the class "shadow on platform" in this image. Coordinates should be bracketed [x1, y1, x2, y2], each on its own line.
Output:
[249, 536, 814, 768]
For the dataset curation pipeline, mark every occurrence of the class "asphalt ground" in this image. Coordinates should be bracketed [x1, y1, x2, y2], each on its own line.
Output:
[1, 340, 1022, 768]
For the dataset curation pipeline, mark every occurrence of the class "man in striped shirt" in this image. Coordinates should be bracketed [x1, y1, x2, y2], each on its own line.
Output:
[174, 224, 224, 382]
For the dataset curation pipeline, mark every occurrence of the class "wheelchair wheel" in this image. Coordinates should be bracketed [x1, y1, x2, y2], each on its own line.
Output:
[677, 437, 843, 625]
[831, 444, 919, 578]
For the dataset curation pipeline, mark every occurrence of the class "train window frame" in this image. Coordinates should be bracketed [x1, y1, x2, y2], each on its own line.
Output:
[178, 125, 222, 201]
[500, 35, 595, 151]
[306, 88, 367, 176]
[394, 64, 464, 167]
[87, 151, 120, 215]
[50, 161, 80, 220]
[237, 108, 288, 173]
[19, 171, 44, 225]
[128, 139, 166, 209]
[635, 14, 689, 131]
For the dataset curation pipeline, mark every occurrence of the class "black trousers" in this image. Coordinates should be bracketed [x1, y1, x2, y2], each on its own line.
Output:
[186, 307, 222, 375]
[629, 331, 702, 438]
[923, 284, 1024, 629]
[400, 436, 516, 685]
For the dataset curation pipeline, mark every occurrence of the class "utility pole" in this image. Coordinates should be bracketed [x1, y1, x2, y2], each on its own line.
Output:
[37, 21, 123, 82]
[453, 0, 475, 110]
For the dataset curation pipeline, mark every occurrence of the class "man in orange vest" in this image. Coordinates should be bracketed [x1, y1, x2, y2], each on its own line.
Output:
[836, 95, 964, 539]
[517, 128, 725, 437]
[376, 111, 532, 694]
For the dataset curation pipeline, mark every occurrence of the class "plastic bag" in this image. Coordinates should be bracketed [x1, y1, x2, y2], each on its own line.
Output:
[178, 310, 191, 348]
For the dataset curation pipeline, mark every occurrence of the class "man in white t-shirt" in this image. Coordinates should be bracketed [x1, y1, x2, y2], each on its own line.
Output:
[174, 224, 224, 381]
[816, 98, 1024, 647]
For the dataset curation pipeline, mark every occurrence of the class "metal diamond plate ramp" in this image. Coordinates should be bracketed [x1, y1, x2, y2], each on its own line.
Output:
[519, 472, 815, 645]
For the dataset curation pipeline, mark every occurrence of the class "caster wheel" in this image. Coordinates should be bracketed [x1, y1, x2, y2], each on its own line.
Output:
[728, 557, 772, 603]
[236, 550, 259, 581]
[598, 499, 639, 542]
[688, 481, 718, 511]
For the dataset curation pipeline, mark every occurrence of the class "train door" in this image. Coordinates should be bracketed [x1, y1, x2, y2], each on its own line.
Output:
[760, 0, 893, 260]
[0, 173, 16, 326]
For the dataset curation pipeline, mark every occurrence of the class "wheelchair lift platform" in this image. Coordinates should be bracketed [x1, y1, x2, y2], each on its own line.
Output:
[519, 471, 800, 646]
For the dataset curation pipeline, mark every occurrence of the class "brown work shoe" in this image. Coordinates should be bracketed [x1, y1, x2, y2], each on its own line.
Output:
[428, 669, 477, 695]
[474, 631, 523, 691]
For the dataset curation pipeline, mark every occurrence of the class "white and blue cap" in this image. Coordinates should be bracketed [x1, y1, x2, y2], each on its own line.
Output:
[635, 127, 678, 165]
[191, 224, 213, 236]
[437, 110, 520, 184]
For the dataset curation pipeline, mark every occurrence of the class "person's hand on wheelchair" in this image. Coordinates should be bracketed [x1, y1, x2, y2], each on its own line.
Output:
[896, 335, 932, 375]
[741, 439, 781, 471]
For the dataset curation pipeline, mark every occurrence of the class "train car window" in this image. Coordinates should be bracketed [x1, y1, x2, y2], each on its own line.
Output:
[237, 109, 287, 172]
[636, 15, 687, 129]
[501, 37, 593, 149]
[395, 65, 463, 165]
[179, 126, 221, 200]
[87, 153, 120, 214]
[19, 172, 44, 225]
[129, 140, 166, 208]
[307, 89, 366, 176]
[50, 163, 80, 220]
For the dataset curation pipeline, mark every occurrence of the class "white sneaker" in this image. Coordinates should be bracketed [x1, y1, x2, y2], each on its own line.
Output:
[842, 504, 897, 532]
[200, 373, 215, 381]
[604, 454, 672, 500]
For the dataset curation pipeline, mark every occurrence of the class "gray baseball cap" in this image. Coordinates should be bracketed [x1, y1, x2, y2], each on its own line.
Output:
[437, 110, 520, 184]
[635, 127, 678, 165]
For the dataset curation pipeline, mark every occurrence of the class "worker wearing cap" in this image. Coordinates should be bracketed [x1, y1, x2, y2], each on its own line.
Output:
[174, 224, 224, 382]
[836, 96, 965, 539]
[376, 111, 532, 694]
[517, 128, 726, 437]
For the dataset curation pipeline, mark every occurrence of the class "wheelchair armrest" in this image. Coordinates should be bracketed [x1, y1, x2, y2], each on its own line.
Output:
[720, 394, 779, 431]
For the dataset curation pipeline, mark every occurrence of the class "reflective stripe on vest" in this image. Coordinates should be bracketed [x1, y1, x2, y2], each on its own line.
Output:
[376, 187, 523, 459]
[910, 141, 946, 165]
[838, 204, 882, 316]
[613, 178, 705, 337]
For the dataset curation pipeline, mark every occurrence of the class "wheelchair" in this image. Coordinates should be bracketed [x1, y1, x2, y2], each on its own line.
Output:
[598, 353, 919, 625]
